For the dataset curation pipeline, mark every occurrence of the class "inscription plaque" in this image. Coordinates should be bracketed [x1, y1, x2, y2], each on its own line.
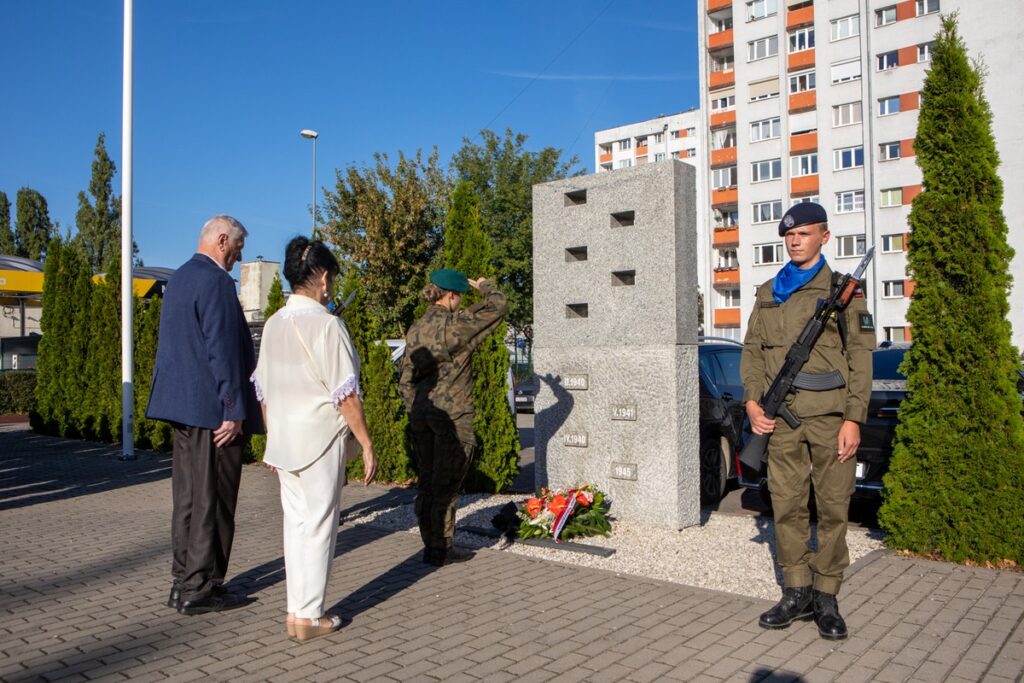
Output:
[610, 462, 638, 481]
[611, 404, 637, 421]
[563, 432, 589, 448]
[562, 374, 589, 391]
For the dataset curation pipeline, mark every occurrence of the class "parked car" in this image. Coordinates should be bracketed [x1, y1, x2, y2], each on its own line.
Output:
[696, 337, 746, 504]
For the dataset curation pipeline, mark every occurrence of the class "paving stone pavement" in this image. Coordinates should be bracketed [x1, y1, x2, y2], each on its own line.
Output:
[1, 428, 1022, 683]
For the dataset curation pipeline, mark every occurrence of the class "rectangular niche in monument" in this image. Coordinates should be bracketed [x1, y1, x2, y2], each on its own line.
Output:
[565, 246, 588, 262]
[610, 210, 635, 228]
[611, 270, 636, 286]
[566, 303, 589, 319]
[564, 189, 587, 206]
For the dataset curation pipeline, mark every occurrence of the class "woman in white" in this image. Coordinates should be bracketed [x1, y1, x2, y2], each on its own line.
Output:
[251, 236, 377, 641]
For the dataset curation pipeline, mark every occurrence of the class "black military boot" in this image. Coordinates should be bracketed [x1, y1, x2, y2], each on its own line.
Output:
[812, 590, 848, 640]
[758, 586, 814, 629]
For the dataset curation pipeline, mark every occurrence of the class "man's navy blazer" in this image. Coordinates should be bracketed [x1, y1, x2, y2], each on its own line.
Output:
[146, 254, 265, 434]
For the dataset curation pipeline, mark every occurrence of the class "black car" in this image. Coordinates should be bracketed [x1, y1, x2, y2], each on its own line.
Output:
[697, 337, 746, 504]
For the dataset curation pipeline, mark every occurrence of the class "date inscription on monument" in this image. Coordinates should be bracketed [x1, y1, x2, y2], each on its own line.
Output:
[562, 374, 589, 391]
[611, 404, 637, 421]
[563, 432, 589, 448]
[610, 462, 638, 481]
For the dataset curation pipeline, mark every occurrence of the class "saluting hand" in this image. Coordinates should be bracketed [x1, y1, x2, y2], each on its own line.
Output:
[467, 277, 485, 291]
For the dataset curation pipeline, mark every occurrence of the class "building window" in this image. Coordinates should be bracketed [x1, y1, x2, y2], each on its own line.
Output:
[883, 280, 905, 298]
[885, 326, 908, 343]
[831, 59, 862, 84]
[876, 6, 897, 26]
[620, 138, 632, 150]
[686, 147, 697, 157]
[836, 234, 867, 258]
[834, 146, 864, 170]
[749, 78, 781, 101]
[750, 117, 781, 142]
[712, 166, 737, 189]
[835, 190, 865, 214]
[718, 249, 739, 269]
[833, 101, 863, 127]
[671, 151, 681, 159]
[687, 127, 696, 137]
[748, 35, 779, 61]
[880, 141, 901, 161]
[711, 93, 736, 111]
[716, 209, 740, 227]
[880, 187, 904, 207]
[830, 14, 860, 41]
[714, 15, 734, 32]
[636, 136, 648, 147]
[711, 55, 735, 72]
[752, 200, 783, 223]
[720, 288, 742, 307]
[751, 158, 783, 183]
[653, 132, 664, 144]
[877, 51, 899, 71]
[918, 42, 933, 62]
[616, 159, 633, 169]
[882, 233, 905, 252]
[789, 70, 816, 93]
[713, 128, 737, 150]
[746, 0, 778, 22]
[792, 195, 820, 205]
[879, 96, 901, 116]
[791, 153, 818, 177]
[788, 27, 815, 53]
[753, 242, 785, 265]
[654, 152, 666, 162]
[916, 0, 939, 16]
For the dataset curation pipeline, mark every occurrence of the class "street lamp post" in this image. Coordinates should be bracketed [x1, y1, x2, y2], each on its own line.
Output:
[300, 129, 319, 236]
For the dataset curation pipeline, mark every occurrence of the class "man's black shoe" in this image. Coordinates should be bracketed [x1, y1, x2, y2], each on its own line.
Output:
[758, 586, 814, 629]
[166, 586, 181, 610]
[442, 546, 475, 565]
[177, 592, 254, 615]
[812, 590, 848, 640]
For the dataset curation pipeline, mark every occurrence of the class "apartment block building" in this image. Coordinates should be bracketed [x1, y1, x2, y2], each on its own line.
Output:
[697, 0, 1024, 346]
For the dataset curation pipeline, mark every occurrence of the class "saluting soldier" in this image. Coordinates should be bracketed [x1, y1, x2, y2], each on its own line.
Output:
[741, 202, 874, 640]
[399, 269, 508, 566]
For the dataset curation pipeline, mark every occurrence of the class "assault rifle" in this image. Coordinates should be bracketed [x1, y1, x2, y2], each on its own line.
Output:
[738, 247, 875, 475]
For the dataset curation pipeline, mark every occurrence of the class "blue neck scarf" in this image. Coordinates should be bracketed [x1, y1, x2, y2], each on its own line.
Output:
[772, 257, 826, 303]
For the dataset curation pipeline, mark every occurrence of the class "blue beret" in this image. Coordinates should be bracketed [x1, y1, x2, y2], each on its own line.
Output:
[430, 268, 469, 293]
[778, 201, 828, 236]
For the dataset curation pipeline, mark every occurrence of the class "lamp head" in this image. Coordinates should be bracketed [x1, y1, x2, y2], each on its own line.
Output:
[299, 129, 319, 140]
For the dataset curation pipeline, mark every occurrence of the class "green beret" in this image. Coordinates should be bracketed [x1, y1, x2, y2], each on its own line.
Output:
[429, 268, 469, 293]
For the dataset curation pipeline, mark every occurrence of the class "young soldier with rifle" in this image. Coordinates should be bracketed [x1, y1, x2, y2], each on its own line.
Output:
[740, 202, 874, 640]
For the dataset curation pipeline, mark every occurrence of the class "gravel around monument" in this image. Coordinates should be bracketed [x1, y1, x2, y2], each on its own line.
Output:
[340, 491, 885, 602]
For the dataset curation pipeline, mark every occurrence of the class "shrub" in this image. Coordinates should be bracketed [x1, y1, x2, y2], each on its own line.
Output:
[0, 371, 37, 414]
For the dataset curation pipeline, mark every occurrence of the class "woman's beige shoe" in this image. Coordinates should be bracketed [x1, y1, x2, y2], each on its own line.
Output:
[293, 615, 343, 642]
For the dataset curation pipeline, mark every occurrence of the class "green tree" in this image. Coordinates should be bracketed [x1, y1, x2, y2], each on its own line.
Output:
[878, 15, 1024, 564]
[133, 295, 172, 450]
[264, 270, 286, 318]
[321, 149, 449, 336]
[82, 255, 122, 441]
[31, 237, 66, 434]
[339, 266, 374, 361]
[66, 244, 96, 436]
[451, 128, 579, 331]
[0, 191, 14, 254]
[349, 336, 413, 484]
[75, 133, 137, 272]
[445, 182, 519, 492]
[15, 188, 53, 260]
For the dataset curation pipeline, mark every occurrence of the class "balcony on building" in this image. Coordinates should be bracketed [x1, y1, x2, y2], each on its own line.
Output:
[711, 187, 738, 207]
[791, 174, 819, 196]
[713, 267, 740, 287]
[636, 145, 649, 157]
[786, 0, 814, 29]
[713, 307, 741, 327]
[903, 184, 922, 204]
[712, 226, 739, 248]
[788, 89, 816, 113]
[707, 0, 731, 13]
[709, 48, 735, 90]
[790, 130, 818, 153]
[710, 147, 738, 167]
[787, 48, 815, 72]
[598, 146, 613, 164]
[710, 109, 737, 128]
[708, 28, 734, 51]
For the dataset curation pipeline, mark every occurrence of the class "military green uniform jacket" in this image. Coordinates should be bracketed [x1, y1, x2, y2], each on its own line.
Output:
[399, 281, 508, 428]
[741, 263, 873, 424]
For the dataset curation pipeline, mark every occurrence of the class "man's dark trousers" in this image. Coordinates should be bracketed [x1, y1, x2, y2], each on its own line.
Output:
[171, 425, 246, 602]
[410, 419, 474, 552]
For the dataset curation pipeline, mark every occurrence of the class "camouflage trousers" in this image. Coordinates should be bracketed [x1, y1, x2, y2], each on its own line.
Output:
[409, 419, 476, 551]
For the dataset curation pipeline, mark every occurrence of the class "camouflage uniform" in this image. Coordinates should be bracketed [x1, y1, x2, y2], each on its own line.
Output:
[399, 280, 508, 555]
[741, 264, 873, 594]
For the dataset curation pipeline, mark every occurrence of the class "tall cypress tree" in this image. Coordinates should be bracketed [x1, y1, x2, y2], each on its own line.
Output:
[66, 245, 96, 437]
[0, 191, 14, 254]
[264, 271, 286, 318]
[445, 182, 519, 492]
[15, 188, 53, 261]
[354, 336, 413, 483]
[879, 15, 1024, 564]
[32, 238, 65, 434]
[83, 255, 122, 441]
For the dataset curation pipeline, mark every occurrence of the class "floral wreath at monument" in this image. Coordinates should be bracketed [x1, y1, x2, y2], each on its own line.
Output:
[515, 484, 612, 541]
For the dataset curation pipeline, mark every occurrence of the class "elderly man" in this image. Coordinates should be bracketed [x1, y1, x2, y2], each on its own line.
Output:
[147, 215, 264, 615]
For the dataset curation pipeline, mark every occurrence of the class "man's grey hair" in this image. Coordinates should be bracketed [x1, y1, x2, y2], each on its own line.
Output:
[200, 215, 248, 242]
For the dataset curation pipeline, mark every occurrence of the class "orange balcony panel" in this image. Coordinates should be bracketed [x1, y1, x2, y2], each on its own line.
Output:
[707, 0, 731, 12]
[710, 110, 736, 128]
[898, 46, 917, 68]
[786, 4, 814, 29]
[791, 174, 819, 196]
[900, 139, 916, 158]
[709, 70, 735, 90]
[712, 188, 738, 206]
[713, 268, 740, 286]
[904, 232, 911, 252]
[599, 152, 612, 163]
[787, 49, 815, 72]
[896, 0, 916, 21]
[904, 325, 913, 341]
[904, 279, 916, 298]
[712, 227, 740, 247]
[708, 29, 734, 51]
[900, 92, 920, 111]
[788, 90, 816, 113]
[903, 184, 922, 204]
[714, 308, 742, 327]
[710, 147, 737, 167]
[636, 145, 649, 156]
[790, 131, 817, 154]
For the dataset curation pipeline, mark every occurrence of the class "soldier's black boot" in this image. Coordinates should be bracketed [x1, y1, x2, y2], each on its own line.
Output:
[758, 586, 814, 629]
[812, 590, 848, 640]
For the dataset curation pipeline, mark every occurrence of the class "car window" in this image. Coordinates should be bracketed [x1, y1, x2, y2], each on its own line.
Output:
[714, 349, 744, 387]
[698, 352, 718, 385]
[872, 349, 907, 380]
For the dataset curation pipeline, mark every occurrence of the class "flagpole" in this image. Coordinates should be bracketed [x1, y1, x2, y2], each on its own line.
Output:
[119, 0, 136, 461]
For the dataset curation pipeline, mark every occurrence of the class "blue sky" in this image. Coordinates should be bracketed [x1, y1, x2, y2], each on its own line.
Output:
[1, 0, 700, 272]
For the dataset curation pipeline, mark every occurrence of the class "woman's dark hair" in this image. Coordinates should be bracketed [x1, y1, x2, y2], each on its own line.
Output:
[283, 236, 340, 290]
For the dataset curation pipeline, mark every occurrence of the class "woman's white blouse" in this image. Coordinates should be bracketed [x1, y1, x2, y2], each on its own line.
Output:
[251, 294, 361, 471]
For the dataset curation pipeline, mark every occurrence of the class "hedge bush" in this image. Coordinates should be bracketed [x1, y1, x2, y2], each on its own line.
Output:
[0, 371, 36, 414]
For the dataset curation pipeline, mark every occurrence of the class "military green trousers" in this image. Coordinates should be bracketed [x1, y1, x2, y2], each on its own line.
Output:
[767, 414, 856, 594]
[409, 419, 475, 551]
